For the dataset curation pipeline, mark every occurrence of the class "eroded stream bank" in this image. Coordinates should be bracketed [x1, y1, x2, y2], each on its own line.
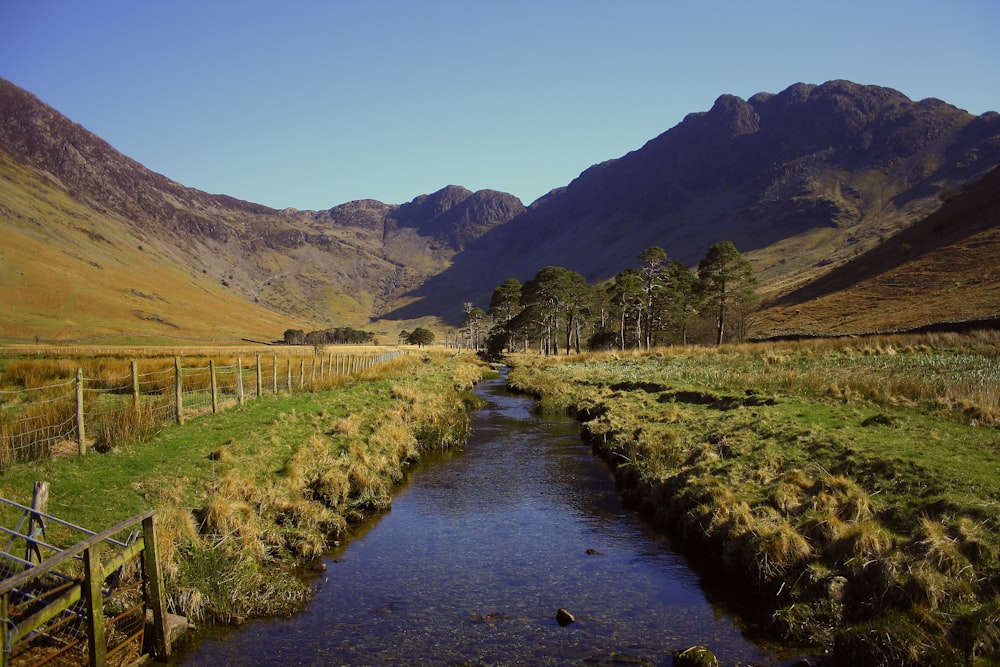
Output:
[175, 373, 809, 665]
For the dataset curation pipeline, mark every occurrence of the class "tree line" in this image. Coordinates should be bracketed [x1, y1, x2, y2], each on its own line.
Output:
[282, 326, 375, 346]
[472, 240, 759, 356]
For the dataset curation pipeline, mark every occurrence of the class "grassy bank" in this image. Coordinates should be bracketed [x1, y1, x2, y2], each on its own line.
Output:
[0, 351, 489, 624]
[507, 332, 1000, 666]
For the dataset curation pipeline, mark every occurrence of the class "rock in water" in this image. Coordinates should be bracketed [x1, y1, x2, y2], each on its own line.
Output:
[674, 645, 718, 667]
[555, 608, 575, 627]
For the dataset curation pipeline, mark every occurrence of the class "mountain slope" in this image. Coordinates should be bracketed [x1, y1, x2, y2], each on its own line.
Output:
[384, 80, 1000, 324]
[0, 77, 524, 341]
[2, 77, 998, 340]
[0, 150, 304, 342]
[758, 164, 1000, 336]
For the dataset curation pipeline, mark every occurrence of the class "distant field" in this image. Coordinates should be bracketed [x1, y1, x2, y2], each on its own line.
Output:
[0, 342, 406, 358]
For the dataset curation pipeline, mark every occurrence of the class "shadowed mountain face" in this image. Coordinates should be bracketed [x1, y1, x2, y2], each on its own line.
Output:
[383, 80, 1000, 324]
[1, 77, 998, 339]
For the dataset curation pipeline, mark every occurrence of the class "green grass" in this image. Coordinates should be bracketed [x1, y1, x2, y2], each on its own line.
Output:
[506, 333, 1000, 665]
[0, 352, 487, 624]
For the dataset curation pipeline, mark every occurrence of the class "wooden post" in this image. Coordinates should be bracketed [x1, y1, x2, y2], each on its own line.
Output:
[299, 359, 305, 390]
[310, 357, 316, 384]
[328, 352, 333, 379]
[83, 543, 107, 666]
[26, 481, 48, 564]
[174, 357, 184, 425]
[142, 514, 170, 661]
[209, 360, 218, 413]
[286, 358, 292, 391]
[256, 354, 263, 398]
[1, 593, 8, 667]
[76, 368, 86, 456]
[272, 354, 278, 394]
[237, 358, 245, 405]
[130, 360, 140, 411]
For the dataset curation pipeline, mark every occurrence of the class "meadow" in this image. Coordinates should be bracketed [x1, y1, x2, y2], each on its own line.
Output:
[0, 345, 402, 467]
[506, 331, 1000, 666]
[0, 349, 489, 625]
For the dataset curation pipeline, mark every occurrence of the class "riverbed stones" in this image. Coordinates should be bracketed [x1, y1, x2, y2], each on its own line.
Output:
[826, 575, 849, 603]
[673, 645, 718, 667]
[555, 608, 575, 626]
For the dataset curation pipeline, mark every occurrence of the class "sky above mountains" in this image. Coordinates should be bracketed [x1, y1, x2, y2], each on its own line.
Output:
[2, 1, 998, 211]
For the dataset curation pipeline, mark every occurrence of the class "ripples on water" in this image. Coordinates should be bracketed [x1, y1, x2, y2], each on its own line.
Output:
[177, 375, 796, 666]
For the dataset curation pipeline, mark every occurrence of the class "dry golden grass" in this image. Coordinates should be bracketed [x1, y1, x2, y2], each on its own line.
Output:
[506, 336, 1000, 662]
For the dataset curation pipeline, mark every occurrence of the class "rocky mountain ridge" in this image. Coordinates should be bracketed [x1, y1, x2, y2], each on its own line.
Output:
[384, 80, 1000, 323]
[2, 76, 998, 340]
[0, 76, 524, 336]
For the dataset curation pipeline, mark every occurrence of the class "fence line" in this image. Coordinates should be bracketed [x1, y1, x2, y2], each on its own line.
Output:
[0, 350, 407, 469]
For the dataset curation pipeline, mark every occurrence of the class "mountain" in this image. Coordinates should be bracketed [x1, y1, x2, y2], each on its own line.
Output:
[759, 163, 1000, 336]
[384, 80, 1000, 326]
[0, 77, 523, 342]
[2, 77, 998, 341]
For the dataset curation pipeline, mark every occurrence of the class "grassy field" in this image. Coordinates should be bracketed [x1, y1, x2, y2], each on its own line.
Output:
[506, 331, 1000, 666]
[0, 351, 489, 624]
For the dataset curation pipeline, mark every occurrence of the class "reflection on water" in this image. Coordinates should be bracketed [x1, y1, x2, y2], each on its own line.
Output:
[177, 374, 796, 666]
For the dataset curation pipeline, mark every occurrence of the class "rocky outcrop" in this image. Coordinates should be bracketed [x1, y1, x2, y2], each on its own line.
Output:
[382, 80, 1000, 323]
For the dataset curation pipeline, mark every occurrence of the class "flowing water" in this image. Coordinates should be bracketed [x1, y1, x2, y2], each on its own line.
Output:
[176, 373, 804, 666]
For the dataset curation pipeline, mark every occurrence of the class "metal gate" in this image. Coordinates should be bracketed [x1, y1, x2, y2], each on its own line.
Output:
[0, 496, 170, 666]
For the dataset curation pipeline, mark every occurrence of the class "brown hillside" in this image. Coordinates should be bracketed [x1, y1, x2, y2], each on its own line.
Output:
[2, 77, 998, 338]
[758, 166, 1000, 336]
[0, 151, 306, 342]
[0, 77, 523, 341]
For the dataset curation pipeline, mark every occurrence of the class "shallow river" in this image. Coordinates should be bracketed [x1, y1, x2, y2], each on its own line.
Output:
[176, 373, 804, 666]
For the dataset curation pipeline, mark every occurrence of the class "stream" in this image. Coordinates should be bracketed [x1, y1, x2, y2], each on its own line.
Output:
[175, 373, 805, 666]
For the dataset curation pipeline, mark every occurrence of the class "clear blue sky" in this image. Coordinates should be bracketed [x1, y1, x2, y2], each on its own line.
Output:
[2, 1, 998, 210]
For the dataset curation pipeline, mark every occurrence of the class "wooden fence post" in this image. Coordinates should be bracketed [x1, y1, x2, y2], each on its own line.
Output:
[237, 358, 245, 405]
[299, 359, 305, 390]
[256, 354, 263, 398]
[142, 514, 170, 661]
[272, 354, 278, 394]
[209, 360, 218, 413]
[311, 357, 316, 385]
[174, 357, 184, 425]
[83, 543, 107, 666]
[131, 360, 140, 411]
[76, 368, 86, 456]
[286, 359, 292, 391]
[26, 482, 48, 565]
[1, 593, 8, 667]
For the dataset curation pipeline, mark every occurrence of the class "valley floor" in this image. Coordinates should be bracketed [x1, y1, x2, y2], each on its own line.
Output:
[505, 332, 1000, 666]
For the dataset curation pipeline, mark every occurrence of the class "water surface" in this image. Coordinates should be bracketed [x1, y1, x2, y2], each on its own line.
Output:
[178, 374, 796, 665]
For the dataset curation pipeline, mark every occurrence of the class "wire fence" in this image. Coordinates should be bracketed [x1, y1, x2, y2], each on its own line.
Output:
[0, 350, 406, 470]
